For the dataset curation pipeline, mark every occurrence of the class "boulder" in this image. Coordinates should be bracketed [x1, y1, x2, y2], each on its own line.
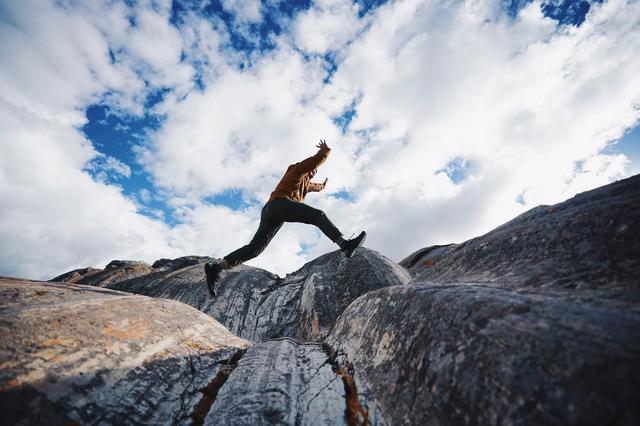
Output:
[399, 244, 458, 277]
[325, 283, 640, 425]
[205, 338, 359, 425]
[0, 277, 249, 425]
[49, 266, 103, 284]
[151, 256, 213, 272]
[107, 248, 410, 342]
[403, 174, 640, 298]
[50, 260, 154, 288]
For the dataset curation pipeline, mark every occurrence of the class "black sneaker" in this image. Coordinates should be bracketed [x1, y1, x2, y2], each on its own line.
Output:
[341, 231, 367, 258]
[204, 262, 222, 297]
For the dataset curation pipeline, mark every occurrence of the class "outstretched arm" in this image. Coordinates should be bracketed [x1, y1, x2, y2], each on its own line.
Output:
[308, 178, 328, 192]
[295, 140, 331, 173]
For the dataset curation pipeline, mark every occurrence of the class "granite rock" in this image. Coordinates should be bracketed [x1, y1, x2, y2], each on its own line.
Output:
[106, 248, 410, 342]
[50, 260, 154, 287]
[326, 283, 640, 425]
[205, 338, 360, 426]
[403, 174, 640, 298]
[0, 277, 249, 425]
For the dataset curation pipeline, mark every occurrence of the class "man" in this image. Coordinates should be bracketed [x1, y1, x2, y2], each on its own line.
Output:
[204, 140, 366, 297]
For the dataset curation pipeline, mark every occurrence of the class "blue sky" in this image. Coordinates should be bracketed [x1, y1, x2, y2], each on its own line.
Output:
[1, 0, 639, 279]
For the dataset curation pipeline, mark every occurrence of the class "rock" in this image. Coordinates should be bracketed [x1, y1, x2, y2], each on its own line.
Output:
[404, 174, 640, 297]
[107, 249, 409, 342]
[325, 283, 640, 425]
[0, 277, 249, 425]
[49, 260, 154, 288]
[205, 338, 355, 425]
[49, 266, 103, 284]
[399, 244, 458, 277]
[151, 256, 213, 272]
[104, 259, 149, 270]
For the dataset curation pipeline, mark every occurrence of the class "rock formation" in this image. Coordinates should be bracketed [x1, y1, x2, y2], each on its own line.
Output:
[50, 260, 155, 287]
[106, 249, 410, 342]
[0, 278, 248, 425]
[2, 174, 639, 425]
[401, 175, 640, 298]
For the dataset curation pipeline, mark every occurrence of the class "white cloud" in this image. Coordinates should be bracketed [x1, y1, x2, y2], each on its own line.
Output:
[311, 0, 640, 258]
[0, 0, 193, 279]
[293, 0, 364, 54]
[222, 0, 263, 23]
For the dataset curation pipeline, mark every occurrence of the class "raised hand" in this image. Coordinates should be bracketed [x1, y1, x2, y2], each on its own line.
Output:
[316, 139, 329, 151]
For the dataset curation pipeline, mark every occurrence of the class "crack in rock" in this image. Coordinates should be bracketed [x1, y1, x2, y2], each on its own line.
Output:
[190, 348, 247, 426]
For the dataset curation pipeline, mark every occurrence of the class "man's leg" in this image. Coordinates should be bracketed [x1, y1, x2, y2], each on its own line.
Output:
[269, 198, 366, 257]
[269, 198, 342, 242]
[223, 218, 283, 268]
[205, 207, 282, 296]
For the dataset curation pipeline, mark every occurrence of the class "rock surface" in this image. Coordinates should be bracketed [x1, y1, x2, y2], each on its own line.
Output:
[0, 277, 249, 425]
[402, 175, 640, 299]
[50, 260, 154, 287]
[326, 283, 640, 425]
[106, 248, 410, 342]
[205, 338, 351, 426]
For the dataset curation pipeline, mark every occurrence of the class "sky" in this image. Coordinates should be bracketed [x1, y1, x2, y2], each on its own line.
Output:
[1, 0, 639, 280]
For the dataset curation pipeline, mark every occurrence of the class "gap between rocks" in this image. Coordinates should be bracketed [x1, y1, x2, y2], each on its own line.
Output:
[190, 348, 247, 426]
[324, 344, 369, 426]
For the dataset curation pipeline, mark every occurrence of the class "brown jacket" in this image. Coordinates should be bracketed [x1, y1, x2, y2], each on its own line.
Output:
[268, 147, 330, 203]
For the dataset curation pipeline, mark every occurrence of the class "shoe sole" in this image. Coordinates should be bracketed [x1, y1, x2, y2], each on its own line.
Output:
[345, 231, 367, 258]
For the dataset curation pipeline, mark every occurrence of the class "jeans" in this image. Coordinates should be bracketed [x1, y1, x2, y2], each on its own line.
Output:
[224, 198, 342, 267]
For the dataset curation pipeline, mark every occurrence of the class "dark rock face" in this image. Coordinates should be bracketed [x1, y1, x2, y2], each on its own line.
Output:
[404, 175, 640, 297]
[399, 244, 458, 277]
[0, 277, 249, 425]
[49, 266, 103, 284]
[326, 283, 640, 425]
[205, 338, 351, 425]
[50, 260, 154, 287]
[107, 249, 410, 342]
[151, 255, 213, 272]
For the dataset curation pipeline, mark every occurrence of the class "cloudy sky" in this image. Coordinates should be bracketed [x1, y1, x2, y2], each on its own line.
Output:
[1, 0, 639, 280]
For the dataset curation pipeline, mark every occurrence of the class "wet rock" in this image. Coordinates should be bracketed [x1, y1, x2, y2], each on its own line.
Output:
[107, 248, 409, 342]
[0, 277, 249, 426]
[405, 174, 640, 297]
[325, 283, 640, 425]
[205, 338, 351, 426]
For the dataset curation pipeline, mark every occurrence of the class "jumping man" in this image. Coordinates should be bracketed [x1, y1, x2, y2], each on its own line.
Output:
[204, 140, 366, 296]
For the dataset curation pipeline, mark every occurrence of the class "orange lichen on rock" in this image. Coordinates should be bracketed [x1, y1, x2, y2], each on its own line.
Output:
[424, 258, 436, 267]
[103, 320, 147, 340]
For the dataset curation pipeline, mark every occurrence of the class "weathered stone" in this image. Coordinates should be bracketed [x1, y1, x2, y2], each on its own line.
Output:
[151, 255, 213, 272]
[405, 174, 640, 298]
[0, 277, 249, 426]
[50, 266, 103, 284]
[105, 259, 149, 270]
[399, 244, 458, 277]
[107, 248, 410, 342]
[205, 338, 352, 426]
[326, 283, 640, 425]
[50, 260, 155, 288]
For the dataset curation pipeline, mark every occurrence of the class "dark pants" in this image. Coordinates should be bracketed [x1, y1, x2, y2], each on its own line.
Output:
[224, 198, 342, 267]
